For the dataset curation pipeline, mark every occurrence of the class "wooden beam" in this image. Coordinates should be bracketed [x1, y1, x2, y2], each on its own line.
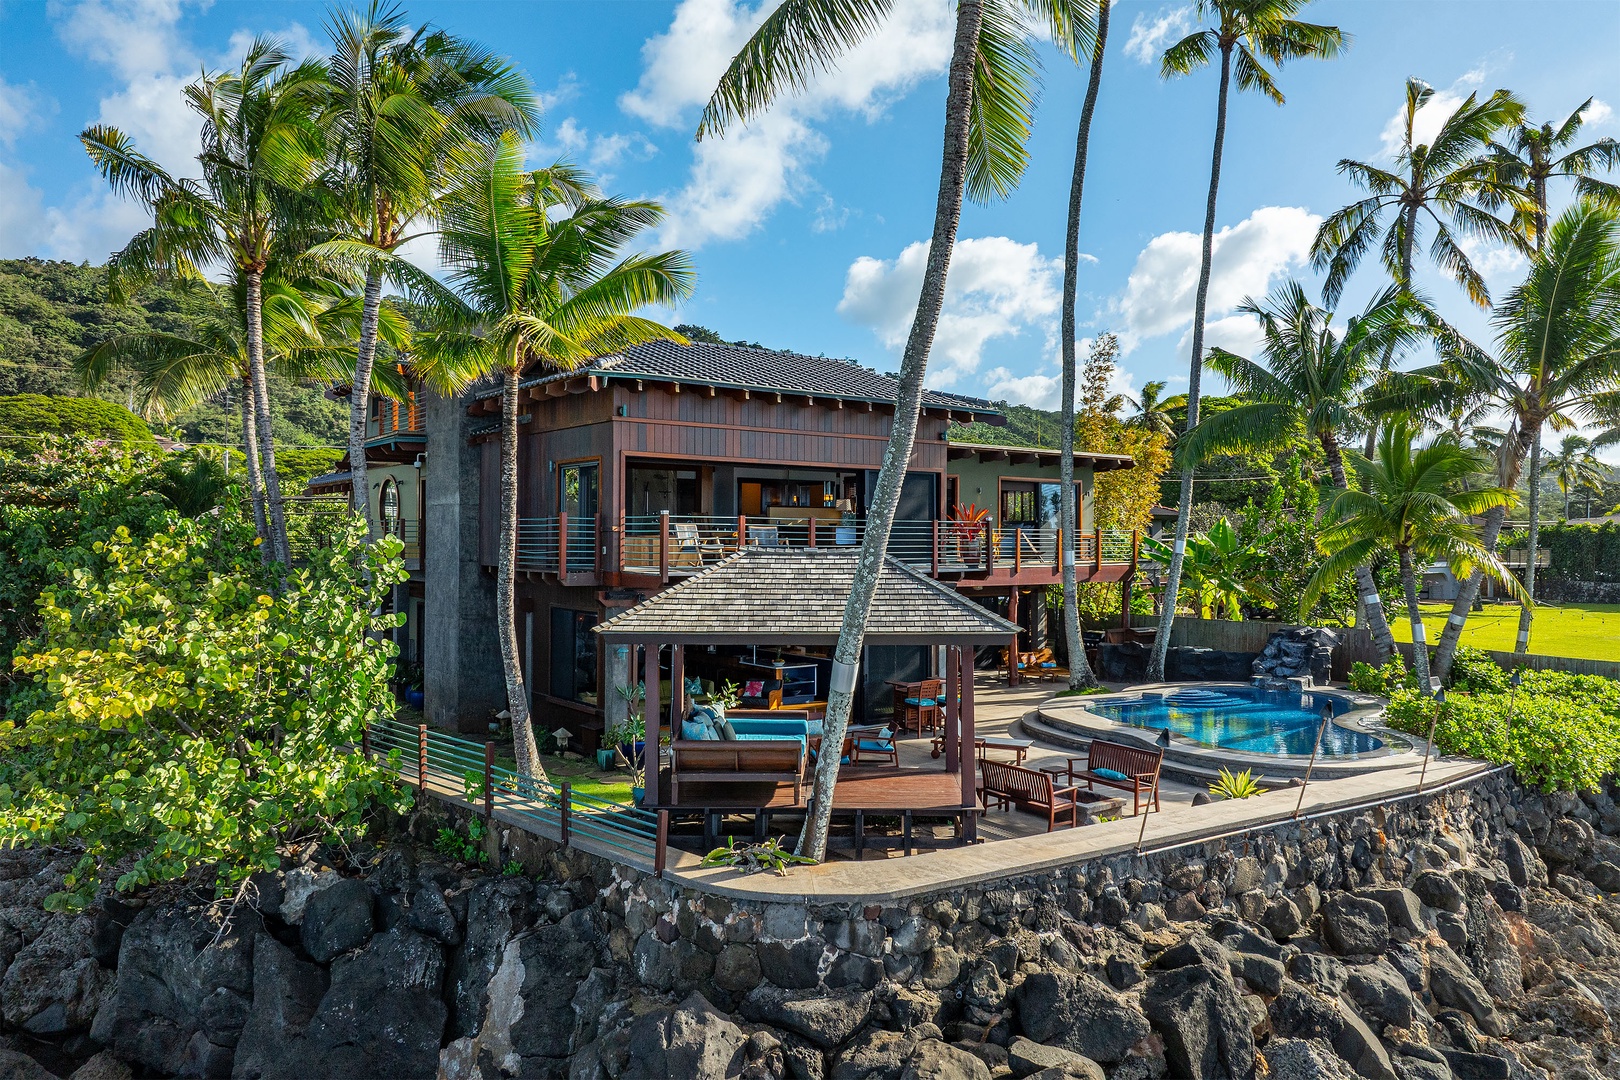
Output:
[772, 392, 783, 404]
[665, 381, 682, 395]
[832, 398, 845, 410]
[545, 381, 568, 397]
[947, 447, 974, 461]
[730, 388, 751, 402]
[704, 385, 717, 398]
[634, 379, 645, 392]
[803, 395, 815, 408]
[861, 400, 874, 413]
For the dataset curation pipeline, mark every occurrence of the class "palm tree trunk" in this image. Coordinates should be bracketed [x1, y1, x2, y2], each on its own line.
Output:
[797, 0, 983, 863]
[239, 373, 270, 556]
[244, 270, 289, 565]
[1433, 423, 1533, 681]
[1514, 428, 1542, 654]
[1399, 547, 1432, 693]
[1060, 0, 1109, 692]
[498, 361, 546, 779]
[1148, 42, 1231, 682]
[348, 266, 385, 543]
[1321, 432, 1397, 661]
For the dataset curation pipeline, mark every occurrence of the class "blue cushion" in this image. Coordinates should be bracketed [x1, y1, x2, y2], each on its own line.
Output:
[1040, 662, 1057, 669]
[680, 719, 714, 741]
[805, 719, 824, 738]
[1093, 767, 1129, 781]
[716, 718, 737, 741]
[904, 697, 922, 705]
[691, 704, 723, 726]
[685, 676, 705, 697]
[856, 740, 892, 752]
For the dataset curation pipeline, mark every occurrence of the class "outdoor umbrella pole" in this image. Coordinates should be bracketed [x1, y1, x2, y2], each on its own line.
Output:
[1294, 702, 1334, 818]
[1135, 729, 1169, 852]
[1416, 689, 1446, 794]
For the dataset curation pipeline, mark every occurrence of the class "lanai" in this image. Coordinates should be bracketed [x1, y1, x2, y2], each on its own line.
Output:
[594, 547, 1020, 847]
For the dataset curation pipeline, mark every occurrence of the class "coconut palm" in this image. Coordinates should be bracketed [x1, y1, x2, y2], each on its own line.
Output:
[1548, 434, 1606, 518]
[80, 38, 328, 564]
[1147, 0, 1347, 682]
[1312, 78, 1525, 311]
[1304, 422, 1525, 695]
[1058, 0, 1111, 692]
[1124, 380, 1175, 437]
[700, 0, 1100, 860]
[413, 136, 693, 780]
[1180, 281, 1428, 660]
[1378, 202, 1620, 682]
[315, 1, 539, 539]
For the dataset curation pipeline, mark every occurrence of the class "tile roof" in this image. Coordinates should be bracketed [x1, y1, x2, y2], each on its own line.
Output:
[472, 339, 1000, 416]
[595, 547, 1019, 644]
[945, 439, 1136, 472]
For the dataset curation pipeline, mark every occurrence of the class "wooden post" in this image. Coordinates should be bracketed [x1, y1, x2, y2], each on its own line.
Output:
[618, 509, 627, 573]
[658, 510, 670, 583]
[483, 741, 495, 819]
[737, 513, 747, 552]
[808, 517, 817, 548]
[1007, 588, 1020, 687]
[1014, 527, 1022, 575]
[931, 519, 940, 577]
[1093, 526, 1103, 574]
[560, 781, 572, 846]
[643, 643, 661, 808]
[558, 511, 569, 577]
[670, 644, 685, 731]
[655, 811, 670, 878]
[959, 645, 977, 840]
[1055, 527, 1063, 573]
[943, 645, 960, 773]
[417, 723, 428, 789]
[981, 520, 991, 572]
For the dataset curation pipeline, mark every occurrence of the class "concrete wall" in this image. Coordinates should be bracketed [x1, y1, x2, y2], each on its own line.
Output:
[424, 387, 506, 734]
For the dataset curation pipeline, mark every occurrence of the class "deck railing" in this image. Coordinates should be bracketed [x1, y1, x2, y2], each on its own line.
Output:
[617, 511, 1137, 580]
[515, 515, 599, 575]
[364, 716, 666, 874]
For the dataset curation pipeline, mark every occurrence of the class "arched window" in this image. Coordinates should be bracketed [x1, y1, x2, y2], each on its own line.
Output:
[380, 477, 401, 536]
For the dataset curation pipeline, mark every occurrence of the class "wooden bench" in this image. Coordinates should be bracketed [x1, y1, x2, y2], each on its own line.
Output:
[1069, 740, 1163, 816]
[669, 740, 806, 806]
[978, 760, 1080, 831]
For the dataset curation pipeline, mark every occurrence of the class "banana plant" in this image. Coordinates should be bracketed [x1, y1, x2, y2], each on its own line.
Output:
[1142, 517, 1273, 620]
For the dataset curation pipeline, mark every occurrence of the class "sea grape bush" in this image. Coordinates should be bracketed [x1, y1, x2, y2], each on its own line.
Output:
[0, 514, 410, 910]
[1384, 670, 1620, 793]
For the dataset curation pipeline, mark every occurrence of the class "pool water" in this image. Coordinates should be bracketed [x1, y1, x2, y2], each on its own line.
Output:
[1087, 687, 1384, 757]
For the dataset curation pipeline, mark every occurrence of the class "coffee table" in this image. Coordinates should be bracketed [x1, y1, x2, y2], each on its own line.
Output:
[929, 736, 1033, 764]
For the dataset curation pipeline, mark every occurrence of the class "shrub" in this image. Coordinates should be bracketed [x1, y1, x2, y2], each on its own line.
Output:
[1447, 646, 1510, 694]
[0, 394, 154, 448]
[0, 514, 410, 909]
[1383, 671, 1620, 793]
[1348, 657, 1414, 696]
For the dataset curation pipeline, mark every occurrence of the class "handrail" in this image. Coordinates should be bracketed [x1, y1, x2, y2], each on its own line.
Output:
[514, 515, 599, 576]
[362, 718, 665, 876]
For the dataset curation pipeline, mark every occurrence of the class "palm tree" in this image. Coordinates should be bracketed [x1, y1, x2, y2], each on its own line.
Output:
[80, 38, 328, 565]
[1181, 281, 1425, 660]
[315, 1, 539, 539]
[1304, 421, 1525, 694]
[1548, 434, 1606, 519]
[1059, 0, 1111, 692]
[75, 277, 376, 538]
[1124, 380, 1175, 437]
[700, 0, 1099, 861]
[1147, 0, 1347, 682]
[414, 137, 693, 780]
[1312, 78, 1525, 311]
[1485, 101, 1619, 651]
[1382, 202, 1620, 682]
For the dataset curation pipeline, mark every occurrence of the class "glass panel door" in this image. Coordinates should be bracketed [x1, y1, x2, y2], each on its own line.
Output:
[560, 463, 599, 519]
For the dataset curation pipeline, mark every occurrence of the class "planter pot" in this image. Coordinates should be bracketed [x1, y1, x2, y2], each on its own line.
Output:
[617, 741, 646, 764]
[595, 749, 615, 770]
[404, 688, 424, 709]
[632, 785, 645, 806]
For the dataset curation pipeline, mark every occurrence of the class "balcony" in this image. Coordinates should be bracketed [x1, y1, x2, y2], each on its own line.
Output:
[612, 513, 1138, 586]
[515, 515, 600, 582]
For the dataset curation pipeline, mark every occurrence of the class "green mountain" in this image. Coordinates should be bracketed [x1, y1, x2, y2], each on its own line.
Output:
[0, 258, 347, 450]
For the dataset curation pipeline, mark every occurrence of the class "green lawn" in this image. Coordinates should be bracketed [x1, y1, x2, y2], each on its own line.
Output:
[536, 753, 635, 803]
[1391, 602, 1620, 661]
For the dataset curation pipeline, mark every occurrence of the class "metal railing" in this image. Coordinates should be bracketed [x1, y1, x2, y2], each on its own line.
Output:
[515, 515, 599, 575]
[617, 511, 1137, 581]
[364, 717, 667, 875]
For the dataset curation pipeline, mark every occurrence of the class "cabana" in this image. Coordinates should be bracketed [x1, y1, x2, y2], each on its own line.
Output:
[594, 547, 1020, 851]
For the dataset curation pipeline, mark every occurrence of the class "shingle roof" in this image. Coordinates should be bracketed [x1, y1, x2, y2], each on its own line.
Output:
[471, 339, 1000, 416]
[595, 547, 1019, 644]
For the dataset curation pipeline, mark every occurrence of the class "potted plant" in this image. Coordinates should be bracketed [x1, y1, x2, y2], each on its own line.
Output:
[616, 743, 646, 806]
[611, 683, 647, 760]
[710, 679, 741, 717]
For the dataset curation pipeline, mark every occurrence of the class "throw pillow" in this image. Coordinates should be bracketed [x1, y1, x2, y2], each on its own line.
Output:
[680, 719, 710, 741]
[1093, 767, 1129, 781]
[685, 676, 705, 698]
[716, 719, 738, 741]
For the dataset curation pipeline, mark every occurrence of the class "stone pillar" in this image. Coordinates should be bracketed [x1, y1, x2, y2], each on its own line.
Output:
[423, 387, 506, 734]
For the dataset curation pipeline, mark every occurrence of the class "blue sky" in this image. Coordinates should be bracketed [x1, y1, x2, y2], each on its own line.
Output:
[2, 0, 1617, 434]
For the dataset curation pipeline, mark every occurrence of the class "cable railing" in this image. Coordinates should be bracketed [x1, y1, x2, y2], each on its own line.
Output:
[514, 515, 599, 575]
[617, 511, 1138, 580]
[363, 716, 667, 874]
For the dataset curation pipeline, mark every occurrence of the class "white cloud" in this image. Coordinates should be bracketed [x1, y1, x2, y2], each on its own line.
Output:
[1178, 313, 1265, 366]
[49, 0, 193, 82]
[1376, 63, 1501, 159]
[0, 78, 54, 147]
[623, 0, 954, 248]
[839, 236, 1062, 386]
[1457, 232, 1526, 282]
[1583, 98, 1613, 128]
[1111, 205, 1321, 352]
[985, 367, 1060, 409]
[41, 186, 154, 262]
[1124, 6, 1193, 66]
[0, 162, 49, 256]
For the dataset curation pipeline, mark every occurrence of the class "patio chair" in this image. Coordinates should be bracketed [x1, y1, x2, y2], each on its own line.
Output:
[673, 522, 724, 567]
[849, 725, 898, 766]
[748, 525, 782, 548]
[894, 678, 945, 735]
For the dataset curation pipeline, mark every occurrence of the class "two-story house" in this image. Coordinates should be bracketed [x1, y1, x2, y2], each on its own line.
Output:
[422, 340, 1139, 746]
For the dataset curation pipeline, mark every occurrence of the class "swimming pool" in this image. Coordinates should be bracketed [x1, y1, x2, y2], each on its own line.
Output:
[1085, 686, 1384, 757]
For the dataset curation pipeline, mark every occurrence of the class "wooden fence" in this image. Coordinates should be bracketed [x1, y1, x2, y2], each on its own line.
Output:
[1130, 615, 1620, 682]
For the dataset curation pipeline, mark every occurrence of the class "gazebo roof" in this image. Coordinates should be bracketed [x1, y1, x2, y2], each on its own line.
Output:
[594, 547, 1020, 645]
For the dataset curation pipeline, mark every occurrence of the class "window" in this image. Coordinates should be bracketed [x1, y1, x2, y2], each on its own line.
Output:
[550, 608, 599, 705]
[380, 478, 401, 536]
[559, 462, 599, 520]
[1001, 484, 1038, 524]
